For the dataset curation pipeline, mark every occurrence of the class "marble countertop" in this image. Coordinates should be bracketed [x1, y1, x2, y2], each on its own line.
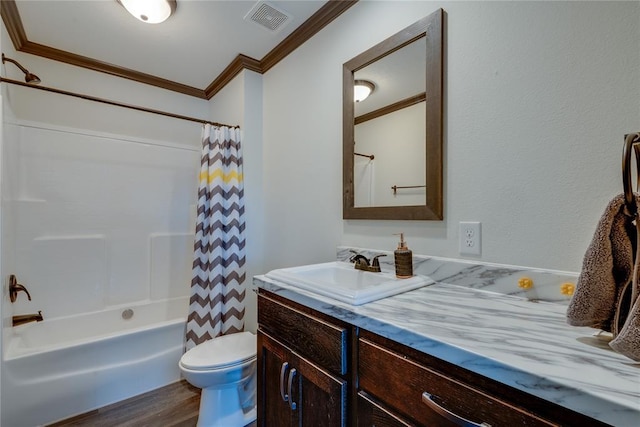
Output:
[254, 274, 640, 426]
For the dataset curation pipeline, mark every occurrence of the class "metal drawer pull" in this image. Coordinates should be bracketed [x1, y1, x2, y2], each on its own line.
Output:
[422, 392, 492, 427]
[279, 362, 289, 402]
[287, 368, 298, 410]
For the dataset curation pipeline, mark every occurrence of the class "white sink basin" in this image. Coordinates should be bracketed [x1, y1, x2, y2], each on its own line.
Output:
[265, 261, 434, 305]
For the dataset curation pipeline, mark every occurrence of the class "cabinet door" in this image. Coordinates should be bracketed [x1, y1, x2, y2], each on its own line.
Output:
[258, 330, 296, 427]
[258, 330, 347, 427]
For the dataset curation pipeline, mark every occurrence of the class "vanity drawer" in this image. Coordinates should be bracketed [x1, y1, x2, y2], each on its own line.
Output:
[258, 291, 348, 375]
[358, 337, 554, 427]
[357, 391, 416, 427]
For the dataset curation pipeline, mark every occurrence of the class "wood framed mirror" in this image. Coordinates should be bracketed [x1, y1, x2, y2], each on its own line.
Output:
[343, 9, 443, 220]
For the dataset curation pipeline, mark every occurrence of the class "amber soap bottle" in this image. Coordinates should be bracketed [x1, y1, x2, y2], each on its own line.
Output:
[394, 233, 413, 278]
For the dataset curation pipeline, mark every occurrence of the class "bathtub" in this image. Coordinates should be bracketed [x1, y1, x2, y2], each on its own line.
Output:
[1, 296, 189, 427]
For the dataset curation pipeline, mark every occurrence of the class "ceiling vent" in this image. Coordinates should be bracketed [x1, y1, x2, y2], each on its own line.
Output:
[244, 1, 292, 33]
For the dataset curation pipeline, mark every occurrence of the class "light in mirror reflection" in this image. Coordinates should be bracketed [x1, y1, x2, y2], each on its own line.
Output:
[354, 80, 375, 102]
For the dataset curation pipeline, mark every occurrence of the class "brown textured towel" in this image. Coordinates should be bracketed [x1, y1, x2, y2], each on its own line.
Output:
[567, 194, 635, 331]
[610, 285, 640, 360]
[567, 194, 640, 361]
[610, 215, 640, 361]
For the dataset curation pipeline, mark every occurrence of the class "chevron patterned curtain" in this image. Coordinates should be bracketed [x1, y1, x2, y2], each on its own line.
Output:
[186, 124, 246, 351]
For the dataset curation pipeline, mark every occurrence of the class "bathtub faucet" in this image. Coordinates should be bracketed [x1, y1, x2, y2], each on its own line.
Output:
[12, 311, 43, 327]
[9, 274, 32, 302]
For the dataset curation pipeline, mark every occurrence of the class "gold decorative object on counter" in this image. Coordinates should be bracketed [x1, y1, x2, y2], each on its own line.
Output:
[560, 282, 575, 296]
[518, 277, 534, 289]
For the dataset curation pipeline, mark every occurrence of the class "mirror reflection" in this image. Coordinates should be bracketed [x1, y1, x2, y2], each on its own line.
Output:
[353, 37, 427, 208]
[343, 9, 443, 220]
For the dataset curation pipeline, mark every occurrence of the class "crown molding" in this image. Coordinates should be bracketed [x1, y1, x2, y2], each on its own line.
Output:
[21, 41, 208, 98]
[260, 0, 357, 74]
[1, 0, 358, 100]
[204, 54, 262, 99]
[1, 0, 26, 50]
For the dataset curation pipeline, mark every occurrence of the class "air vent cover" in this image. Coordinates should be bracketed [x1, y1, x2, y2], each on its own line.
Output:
[244, 1, 292, 33]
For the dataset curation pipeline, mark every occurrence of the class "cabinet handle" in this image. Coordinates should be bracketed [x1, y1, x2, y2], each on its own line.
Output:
[421, 392, 492, 427]
[280, 362, 290, 402]
[287, 368, 298, 410]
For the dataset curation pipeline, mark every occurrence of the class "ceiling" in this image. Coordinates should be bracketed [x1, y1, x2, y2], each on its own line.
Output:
[2, 0, 356, 99]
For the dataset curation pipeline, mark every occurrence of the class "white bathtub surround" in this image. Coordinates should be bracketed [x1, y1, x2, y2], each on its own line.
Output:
[255, 276, 639, 427]
[1, 121, 197, 426]
[2, 296, 188, 426]
[5, 122, 198, 320]
[187, 125, 247, 350]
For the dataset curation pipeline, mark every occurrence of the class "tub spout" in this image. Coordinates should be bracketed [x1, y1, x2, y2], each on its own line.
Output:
[13, 311, 43, 327]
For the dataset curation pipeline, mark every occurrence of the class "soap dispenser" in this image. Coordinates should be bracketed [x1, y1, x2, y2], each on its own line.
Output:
[394, 233, 413, 278]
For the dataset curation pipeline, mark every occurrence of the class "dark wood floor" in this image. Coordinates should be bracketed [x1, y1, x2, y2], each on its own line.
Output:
[48, 380, 256, 427]
[49, 380, 200, 427]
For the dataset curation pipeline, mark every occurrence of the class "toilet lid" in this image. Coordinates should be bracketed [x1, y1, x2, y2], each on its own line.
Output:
[181, 331, 256, 370]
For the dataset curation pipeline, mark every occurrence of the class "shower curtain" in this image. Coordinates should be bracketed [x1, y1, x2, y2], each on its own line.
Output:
[186, 124, 246, 351]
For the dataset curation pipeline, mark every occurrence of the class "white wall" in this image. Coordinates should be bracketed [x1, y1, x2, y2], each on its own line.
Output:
[0, 26, 208, 147]
[261, 0, 640, 273]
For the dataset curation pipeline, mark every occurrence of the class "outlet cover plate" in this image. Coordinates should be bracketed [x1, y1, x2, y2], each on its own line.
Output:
[459, 221, 481, 255]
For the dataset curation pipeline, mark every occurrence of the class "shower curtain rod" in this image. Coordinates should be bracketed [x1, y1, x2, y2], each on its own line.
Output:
[0, 77, 239, 128]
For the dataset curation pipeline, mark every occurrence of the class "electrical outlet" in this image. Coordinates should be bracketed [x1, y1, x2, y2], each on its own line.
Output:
[459, 222, 481, 255]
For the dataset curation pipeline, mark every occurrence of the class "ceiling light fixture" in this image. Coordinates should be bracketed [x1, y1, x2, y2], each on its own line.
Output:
[1, 54, 41, 84]
[117, 0, 177, 24]
[354, 80, 375, 102]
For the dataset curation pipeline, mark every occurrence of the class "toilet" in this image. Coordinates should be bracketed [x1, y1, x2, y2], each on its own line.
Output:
[179, 331, 257, 427]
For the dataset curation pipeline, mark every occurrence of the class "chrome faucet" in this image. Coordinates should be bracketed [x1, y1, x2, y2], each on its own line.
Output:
[12, 311, 43, 327]
[9, 274, 32, 303]
[349, 251, 387, 273]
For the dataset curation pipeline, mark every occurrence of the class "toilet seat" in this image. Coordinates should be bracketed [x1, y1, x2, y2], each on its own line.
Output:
[181, 331, 256, 371]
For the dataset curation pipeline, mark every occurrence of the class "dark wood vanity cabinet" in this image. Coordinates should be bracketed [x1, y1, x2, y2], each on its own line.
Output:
[257, 291, 350, 427]
[358, 332, 552, 426]
[257, 289, 610, 427]
[357, 330, 610, 427]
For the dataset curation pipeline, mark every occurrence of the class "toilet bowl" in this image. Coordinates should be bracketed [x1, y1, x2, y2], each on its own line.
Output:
[179, 331, 257, 427]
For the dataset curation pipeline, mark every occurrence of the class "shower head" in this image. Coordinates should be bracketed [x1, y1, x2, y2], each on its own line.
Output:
[2, 54, 41, 84]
